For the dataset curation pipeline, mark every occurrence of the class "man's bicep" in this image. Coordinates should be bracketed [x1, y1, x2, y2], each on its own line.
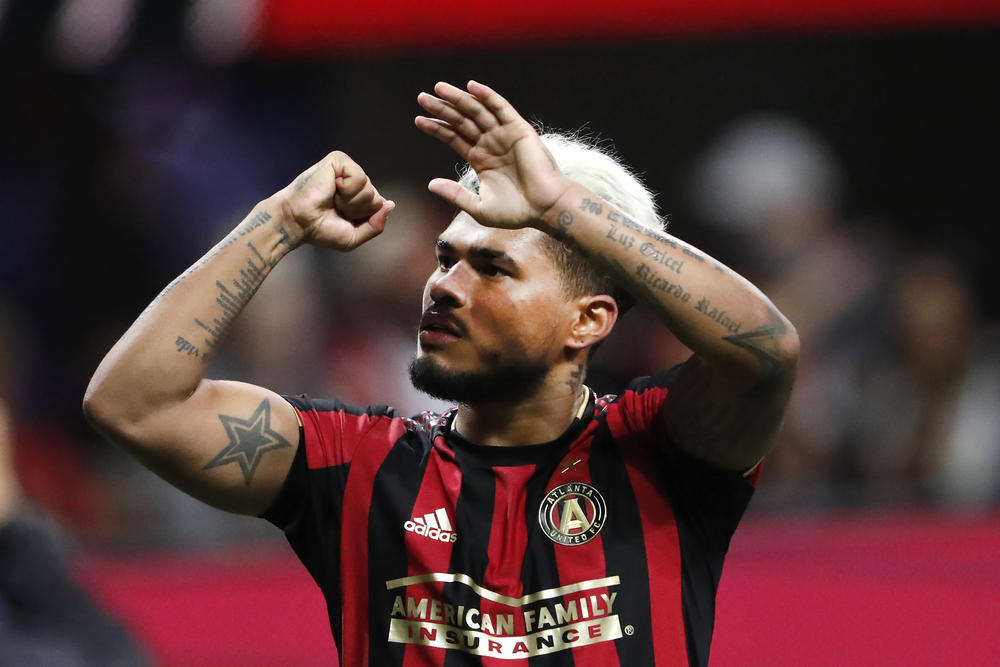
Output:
[124, 379, 300, 516]
[660, 354, 792, 472]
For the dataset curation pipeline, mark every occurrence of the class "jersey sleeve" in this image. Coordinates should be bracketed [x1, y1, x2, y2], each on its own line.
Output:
[613, 366, 759, 553]
[285, 394, 398, 470]
[261, 395, 397, 593]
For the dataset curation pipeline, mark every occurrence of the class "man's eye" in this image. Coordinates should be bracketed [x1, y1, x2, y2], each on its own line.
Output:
[437, 256, 455, 269]
[479, 265, 503, 276]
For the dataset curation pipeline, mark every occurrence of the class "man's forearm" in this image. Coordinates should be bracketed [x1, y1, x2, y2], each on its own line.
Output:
[539, 182, 795, 383]
[85, 198, 302, 425]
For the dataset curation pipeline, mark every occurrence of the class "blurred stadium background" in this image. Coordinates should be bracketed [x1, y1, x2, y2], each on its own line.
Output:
[1, 0, 999, 664]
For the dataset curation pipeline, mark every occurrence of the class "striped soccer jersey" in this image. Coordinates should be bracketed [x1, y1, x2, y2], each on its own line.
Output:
[264, 368, 758, 666]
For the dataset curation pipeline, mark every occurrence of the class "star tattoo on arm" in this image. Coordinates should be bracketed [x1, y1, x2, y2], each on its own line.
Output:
[203, 399, 293, 485]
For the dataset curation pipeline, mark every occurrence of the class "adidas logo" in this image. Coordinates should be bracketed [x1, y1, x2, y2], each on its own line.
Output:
[404, 507, 458, 543]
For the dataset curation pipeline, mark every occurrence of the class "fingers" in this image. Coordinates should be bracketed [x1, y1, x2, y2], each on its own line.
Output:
[465, 80, 521, 125]
[416, 80, 513, 143]
[432, 81, 499, 134]
[416, 80, 525, 150]
[350, 199, 396, 247]
[334, 178, 381, 218]
[427, 178, 479, 216]
[417, 92, 484, 146]
[414, 115, 473, 158]
[330, 152, 385, 220]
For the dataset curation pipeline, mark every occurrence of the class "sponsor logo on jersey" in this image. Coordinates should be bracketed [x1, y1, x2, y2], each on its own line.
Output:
[538, 482, 607, 546]
[384, 573, 624, 658]
[404, 507, 458, 543]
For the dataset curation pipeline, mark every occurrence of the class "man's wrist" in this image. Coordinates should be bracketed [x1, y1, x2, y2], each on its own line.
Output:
[535, 181, 589, 242]
[254, 195, 308, 251]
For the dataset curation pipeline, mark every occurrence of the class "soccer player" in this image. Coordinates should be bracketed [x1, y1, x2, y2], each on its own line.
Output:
[84, 80, 798, 665]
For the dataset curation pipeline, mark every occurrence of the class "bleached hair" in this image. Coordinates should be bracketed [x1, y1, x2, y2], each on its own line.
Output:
[458, 131, 664, 315]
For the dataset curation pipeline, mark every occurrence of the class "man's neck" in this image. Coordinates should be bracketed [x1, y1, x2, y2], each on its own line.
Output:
[453, 369, 588, 447]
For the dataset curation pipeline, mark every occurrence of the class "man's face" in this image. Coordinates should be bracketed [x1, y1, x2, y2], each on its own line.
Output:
[409, 214, 575, 403]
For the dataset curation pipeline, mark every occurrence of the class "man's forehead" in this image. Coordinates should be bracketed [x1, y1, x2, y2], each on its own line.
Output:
[437, 213, 543, 257]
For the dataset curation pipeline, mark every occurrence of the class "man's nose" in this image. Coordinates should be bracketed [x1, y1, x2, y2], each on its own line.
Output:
[427, 263, 469, 309]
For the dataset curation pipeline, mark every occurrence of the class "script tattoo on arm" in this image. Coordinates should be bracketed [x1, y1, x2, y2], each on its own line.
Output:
[159, 233, 239, 297]
[193, 241, 271, 356]
[175, 335, 200, 358]
[159, 210, 286, 300]
[203, 399, 293, 485]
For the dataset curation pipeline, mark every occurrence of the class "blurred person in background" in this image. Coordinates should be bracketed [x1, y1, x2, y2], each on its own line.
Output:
[0, 294, 116, 542]
[843, 250, 1000, 505]
[83, 81, 798, 665]
[691, 114, 897, 505]
[0, 398, 148, 666]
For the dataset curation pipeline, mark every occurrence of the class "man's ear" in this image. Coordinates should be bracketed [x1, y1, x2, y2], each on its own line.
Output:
[566, 295, 618, 351]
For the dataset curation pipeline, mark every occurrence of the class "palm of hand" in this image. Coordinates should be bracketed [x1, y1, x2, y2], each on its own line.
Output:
[416, 81, 571, 230]
[466, 132, 566, 229]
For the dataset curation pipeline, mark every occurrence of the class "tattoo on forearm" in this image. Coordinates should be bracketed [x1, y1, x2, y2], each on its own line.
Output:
[238, 211, 272, 236]
[605, 224, 635, 250]
[554, 210, 574, 242]
[160, 233, 239, 296]
[579, 198, 603, 215]
[695, 297, 741, 334]
[638, 242, 683, 274]
[204, 399, 292, 485]
[160, 210, 279, 297]
[722, 312, 794, 395]
[194, 242, 271, 353]
[276, 223, 296, 251]
[681, 246, 706, 263]
[610, 210, 676, 247]
[175, 335, 201, 358]
[635, 263, 691, 302]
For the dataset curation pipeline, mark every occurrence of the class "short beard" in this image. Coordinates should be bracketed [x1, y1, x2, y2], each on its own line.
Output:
[408, 354, 550, 404]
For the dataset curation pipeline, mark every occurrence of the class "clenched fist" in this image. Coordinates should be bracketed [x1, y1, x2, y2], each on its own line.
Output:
[272, 151, 395, 252]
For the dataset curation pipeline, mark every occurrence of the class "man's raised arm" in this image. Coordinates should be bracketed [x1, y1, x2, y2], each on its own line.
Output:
[83, 152, 394, 515]
[416, 81, 798, 471]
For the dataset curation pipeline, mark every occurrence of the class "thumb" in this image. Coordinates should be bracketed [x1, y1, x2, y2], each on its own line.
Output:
[428, 178, 480, 217]
[350, 200, 396, 247]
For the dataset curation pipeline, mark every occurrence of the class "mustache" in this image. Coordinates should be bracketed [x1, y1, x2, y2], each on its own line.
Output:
[418, 310, 466, 337]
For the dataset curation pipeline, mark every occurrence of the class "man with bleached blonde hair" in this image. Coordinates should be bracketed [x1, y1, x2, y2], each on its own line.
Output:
[85, 80, 797, 665]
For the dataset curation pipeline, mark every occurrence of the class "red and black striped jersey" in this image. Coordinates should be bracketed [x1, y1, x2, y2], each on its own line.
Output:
[264, 368, 759, 666]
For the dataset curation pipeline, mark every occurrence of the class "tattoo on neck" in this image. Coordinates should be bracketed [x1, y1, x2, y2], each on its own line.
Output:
[566, 364, 585, 390]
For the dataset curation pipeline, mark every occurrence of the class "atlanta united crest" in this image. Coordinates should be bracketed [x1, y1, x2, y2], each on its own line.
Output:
[538, 482, 608, 546]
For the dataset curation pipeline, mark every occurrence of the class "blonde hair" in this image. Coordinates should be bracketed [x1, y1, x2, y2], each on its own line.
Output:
[458, 131, 664, 313]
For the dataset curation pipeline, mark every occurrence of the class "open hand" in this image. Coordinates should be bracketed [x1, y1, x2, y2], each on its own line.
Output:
[277, 151, 395, 252]
[415, 80, 571, 229]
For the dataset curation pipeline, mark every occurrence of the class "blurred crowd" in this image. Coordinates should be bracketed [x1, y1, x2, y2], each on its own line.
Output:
[0, 57, 997, 555]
